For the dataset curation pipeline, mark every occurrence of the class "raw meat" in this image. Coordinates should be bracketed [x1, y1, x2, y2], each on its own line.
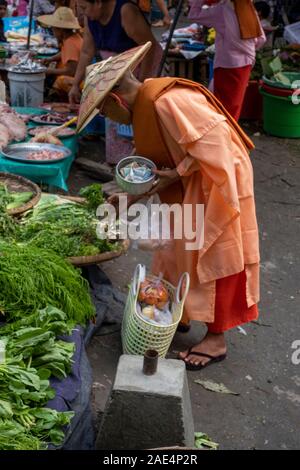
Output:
[30, 133, 63, 146]
[0, 123, 9, 149]
[29, 126, 74, 137]
[0, 110, 27, 141]
[26, 150, 64, 161]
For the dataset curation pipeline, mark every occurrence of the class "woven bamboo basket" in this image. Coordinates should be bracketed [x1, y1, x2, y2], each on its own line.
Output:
[122, 264, 190, 358]
[68, 239, 130, 266]
[0, 172, 41, 216]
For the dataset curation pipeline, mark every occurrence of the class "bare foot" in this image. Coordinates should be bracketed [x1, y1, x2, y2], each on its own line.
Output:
[178, 332, 227, 367]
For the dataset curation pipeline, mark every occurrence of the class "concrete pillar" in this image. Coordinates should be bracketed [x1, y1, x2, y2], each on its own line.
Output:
[96, 354, 194, 450]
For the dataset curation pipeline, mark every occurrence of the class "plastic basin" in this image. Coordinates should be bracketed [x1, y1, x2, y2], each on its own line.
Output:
[262, 72, 300, 90]
[260, 89, 300, 138]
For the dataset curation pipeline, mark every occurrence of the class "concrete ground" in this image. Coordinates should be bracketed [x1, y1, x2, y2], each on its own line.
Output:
[67, 123, 300, 450]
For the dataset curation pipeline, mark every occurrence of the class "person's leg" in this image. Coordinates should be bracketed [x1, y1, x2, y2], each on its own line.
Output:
[179, 270, 258, 367]
[178, 331, 227, 368]
[152, 0, 172, 26]
[213, 65, 252, 121]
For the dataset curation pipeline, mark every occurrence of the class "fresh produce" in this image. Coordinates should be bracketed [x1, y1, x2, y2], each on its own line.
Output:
[0, 305, 75, 450]
[0, 186, 117, 257]
[1, 327, 75, 379]
[0, 362, 74, 449]
[0, 305, 74, 336]
[79, 183, 105, 210]
[0, 183, 33, 211]
[138, 278, 169, 309]
[0, 184, 17, 237]
[0, 420, 44, 450]
[0, 243, 95, 323]
[17, 192, 115, 257]
[6, 191, 33, 210]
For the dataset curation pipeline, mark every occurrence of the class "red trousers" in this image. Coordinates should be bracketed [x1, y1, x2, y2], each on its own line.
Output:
[207, 270, 259, 334]
[214, 65, 252, 121]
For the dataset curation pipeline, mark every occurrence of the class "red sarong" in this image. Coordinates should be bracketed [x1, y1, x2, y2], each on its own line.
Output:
[214, 65, 252, 121]
[207, 270, 259, 334]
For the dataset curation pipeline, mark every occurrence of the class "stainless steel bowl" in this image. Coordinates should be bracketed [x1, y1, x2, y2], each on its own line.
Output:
[115, 156, 157, 195]
[1, 143, 72, 164]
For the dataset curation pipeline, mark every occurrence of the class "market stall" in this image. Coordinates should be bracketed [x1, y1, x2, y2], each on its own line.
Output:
[0, 105, 78, 190]
[159, 22, 214, 84]
[0, 172, 129, 450]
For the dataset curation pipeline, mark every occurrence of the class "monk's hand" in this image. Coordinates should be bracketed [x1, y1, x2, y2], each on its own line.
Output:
[147, 168, 180, 196]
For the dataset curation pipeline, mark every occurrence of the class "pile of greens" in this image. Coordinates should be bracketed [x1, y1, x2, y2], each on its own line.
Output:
[18, 192, 115, 257]
[0, 306, 75, 379]
[0, 306, 76, 450]
[0, 183, 33, 211]
[0, 243, 95, 323]
[0, 184, 118, 258]
[0, 184, 111, 449]
[79, 183, 105, 210]
[0, 184, 18, 238]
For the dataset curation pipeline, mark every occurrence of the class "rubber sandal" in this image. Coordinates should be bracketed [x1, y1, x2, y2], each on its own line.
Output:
[181, 347, 227, 371]
[176, 322, 191, 333]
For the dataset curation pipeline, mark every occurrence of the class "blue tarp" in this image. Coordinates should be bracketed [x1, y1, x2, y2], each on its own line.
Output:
[47, 266, 125, 450]
[47, 327, 95, 450]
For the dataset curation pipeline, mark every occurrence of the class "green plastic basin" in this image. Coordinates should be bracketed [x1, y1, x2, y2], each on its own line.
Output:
[260, 89, 300, 138]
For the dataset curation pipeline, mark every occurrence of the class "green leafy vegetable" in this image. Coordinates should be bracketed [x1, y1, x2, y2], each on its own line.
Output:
[6, 191, 33, 211]
[16, 194, 116, 257]
[79, 183, 104, 210]
[0, 243, 95, 324]
[195, 432, 219, 450]
[0, 306, 75, 450]
[0, 184, 17, 238]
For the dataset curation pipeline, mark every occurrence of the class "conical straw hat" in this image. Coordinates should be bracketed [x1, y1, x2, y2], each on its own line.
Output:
[38, 7, 80, 30]
[76, 42, 152, 133]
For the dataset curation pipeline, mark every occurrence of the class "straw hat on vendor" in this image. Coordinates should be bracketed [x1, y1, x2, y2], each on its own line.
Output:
[31, 8, 83, 145]
[37, 6, 80, 31]
[78, 41, 260, 373]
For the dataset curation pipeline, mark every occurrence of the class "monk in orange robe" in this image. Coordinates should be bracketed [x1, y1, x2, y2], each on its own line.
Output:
[103, 72, 260, 371]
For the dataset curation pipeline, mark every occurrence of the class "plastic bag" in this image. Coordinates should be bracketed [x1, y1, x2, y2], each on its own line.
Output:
[138, 276, 169, 309]
[131, 194, 174, 252]
[135, 269, 174, 326]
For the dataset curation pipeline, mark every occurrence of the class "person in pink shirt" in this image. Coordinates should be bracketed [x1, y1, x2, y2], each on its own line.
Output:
[189, 0, 266, 120]
[17, 0, 28, 16]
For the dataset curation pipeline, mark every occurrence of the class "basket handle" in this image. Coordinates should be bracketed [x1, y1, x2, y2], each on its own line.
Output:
[176, 272, 190, 304]
[132, 264, 146, 297]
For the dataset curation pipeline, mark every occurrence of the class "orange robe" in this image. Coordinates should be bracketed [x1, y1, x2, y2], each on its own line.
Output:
[132, 77, 260, 329]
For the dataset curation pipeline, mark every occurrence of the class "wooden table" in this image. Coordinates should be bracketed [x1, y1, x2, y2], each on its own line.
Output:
[165, 50, 210, 85]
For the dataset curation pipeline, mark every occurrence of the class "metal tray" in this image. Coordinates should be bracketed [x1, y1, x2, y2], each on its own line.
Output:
[28, 126, 76, 138]
[1, 143, 72, 164]
[30, 113, 76, 125]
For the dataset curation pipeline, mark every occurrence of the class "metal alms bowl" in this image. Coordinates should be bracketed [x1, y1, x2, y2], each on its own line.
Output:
[115, 156, 157, 195]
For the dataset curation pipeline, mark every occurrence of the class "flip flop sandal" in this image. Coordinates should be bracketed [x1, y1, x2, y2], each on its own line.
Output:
[182, 347, 227, 371]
